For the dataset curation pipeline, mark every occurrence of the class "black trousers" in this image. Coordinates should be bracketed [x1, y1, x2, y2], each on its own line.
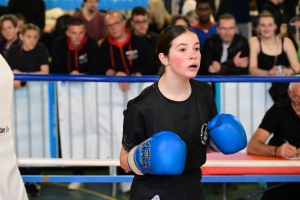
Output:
[130, 169, 205, 200]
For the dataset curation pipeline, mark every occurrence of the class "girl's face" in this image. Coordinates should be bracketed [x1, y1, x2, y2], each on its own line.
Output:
[17, 19, 25, 31]
[1, 20, 18, 42]
[20, 29, 39, 51]
[188, 17, 198, 27]
[161, 31, 201, 79]
[258, 17, 277, 38]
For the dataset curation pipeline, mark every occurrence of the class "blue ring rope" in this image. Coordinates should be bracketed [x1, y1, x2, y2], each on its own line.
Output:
[14, 74, 300, 83]
[22, 175, 300, 183]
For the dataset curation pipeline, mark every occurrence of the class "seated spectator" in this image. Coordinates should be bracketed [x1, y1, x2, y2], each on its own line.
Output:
[261, 0, 289, 35]
[6, 23, 49, 89]
[199, 13, 249, 75]
[186, 10, 198, 27]
[170, 15, 191, 27]
[15, 13, 26, 32]
[247, 81, 300, 200]
[288, 16, 300, 53]
[50, 17, 100, 75]
[193, 0, 218, 51]
[130, 6, 159, 75]
[97, 11, 153, 92]
[74, 0, 107, 41]
[0, 14, 20, 58]
[249, 11, 300, 103]
[249, 11, 299, 76]
[42, 14, 72, 55]
[147, 0, 171, 34]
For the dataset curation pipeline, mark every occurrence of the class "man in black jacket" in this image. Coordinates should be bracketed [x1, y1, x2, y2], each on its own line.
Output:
[50, 17, 100, 74]
[130, 6, 159, 75]
[199, 13, 249, 75]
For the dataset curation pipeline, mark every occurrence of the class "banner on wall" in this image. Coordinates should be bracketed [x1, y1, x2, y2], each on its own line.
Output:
[0, 0, 148, 10]
[11, 80, 274, 159]
[56, 82, 152, 159]
[220, 82, 274, 148]
[13, 82, 52, 158]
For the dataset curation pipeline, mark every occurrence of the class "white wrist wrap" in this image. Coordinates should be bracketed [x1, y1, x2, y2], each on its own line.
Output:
[127, 146, 144, 175]
[209, 139, 221, 152]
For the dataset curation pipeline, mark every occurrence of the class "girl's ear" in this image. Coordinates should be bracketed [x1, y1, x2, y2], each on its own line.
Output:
[158, 53, 168, 66]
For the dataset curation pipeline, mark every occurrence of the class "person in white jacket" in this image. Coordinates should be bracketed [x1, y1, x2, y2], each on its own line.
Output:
[0, 54, 28, 200]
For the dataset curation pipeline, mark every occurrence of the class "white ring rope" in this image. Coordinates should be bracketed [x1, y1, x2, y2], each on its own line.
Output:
[17, 158, 300, 167]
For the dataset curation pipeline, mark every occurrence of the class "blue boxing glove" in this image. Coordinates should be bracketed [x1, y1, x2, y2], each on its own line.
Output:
[127, 131, 186, 175]
[207, 113, 247, 154]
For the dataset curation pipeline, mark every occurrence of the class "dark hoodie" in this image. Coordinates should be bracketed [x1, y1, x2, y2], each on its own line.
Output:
[95, 29, 153, 75]
[50, 34, 100, 74]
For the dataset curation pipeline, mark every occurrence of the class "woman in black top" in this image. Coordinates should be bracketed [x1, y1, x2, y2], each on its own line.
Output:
[119, 25, 217, 200]
[249, 11, 299, 76]
[6, 23, 49, 89]
[249, 11, 300, 103]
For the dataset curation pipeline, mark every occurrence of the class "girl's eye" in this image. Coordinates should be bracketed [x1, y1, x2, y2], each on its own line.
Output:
[179, 48, 186, 52]
[195, 47, 200, 51]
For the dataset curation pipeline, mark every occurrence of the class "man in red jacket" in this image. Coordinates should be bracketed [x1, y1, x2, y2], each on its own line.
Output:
[50, 17, 100, 75]
[97, 11, 153, 92]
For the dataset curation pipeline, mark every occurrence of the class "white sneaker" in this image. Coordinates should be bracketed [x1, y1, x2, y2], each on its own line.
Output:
[120, 182, 131, 193]
[68, 182, 82, 190]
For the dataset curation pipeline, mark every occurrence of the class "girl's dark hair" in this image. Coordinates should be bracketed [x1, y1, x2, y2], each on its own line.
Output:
[156, 25, 196, 76]
[52, 14, 72, 37]
[169, 15, 191, 27]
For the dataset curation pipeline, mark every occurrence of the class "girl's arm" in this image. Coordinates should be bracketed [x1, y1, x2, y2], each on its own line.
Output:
[30, 64, 49, 74]
[206, 145, 214, 153]
[119, 146, 132, 171]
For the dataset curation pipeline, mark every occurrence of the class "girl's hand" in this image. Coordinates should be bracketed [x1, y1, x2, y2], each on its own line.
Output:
[282, 67, 294, 76]
[269, 66, 279, 76]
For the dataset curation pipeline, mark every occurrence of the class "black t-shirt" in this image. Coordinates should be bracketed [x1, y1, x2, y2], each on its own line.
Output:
[257, 37, 290, 70]
[259, 102, 300, 148]
[122, 79, 217, 171]
[123, 79, 217, 199]
[6, 43, 49, 72]
[50, 34, 100, 74]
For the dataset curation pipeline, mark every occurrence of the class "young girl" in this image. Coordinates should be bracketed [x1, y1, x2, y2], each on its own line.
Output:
[249, 11, 300, 76]
[6, 23, 49, 89]
[120, 25, 217, 200]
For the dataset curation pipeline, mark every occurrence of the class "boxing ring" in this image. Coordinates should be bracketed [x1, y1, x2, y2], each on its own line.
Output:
[13, 75, 300, 199]
[19, 153, 300, 182]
